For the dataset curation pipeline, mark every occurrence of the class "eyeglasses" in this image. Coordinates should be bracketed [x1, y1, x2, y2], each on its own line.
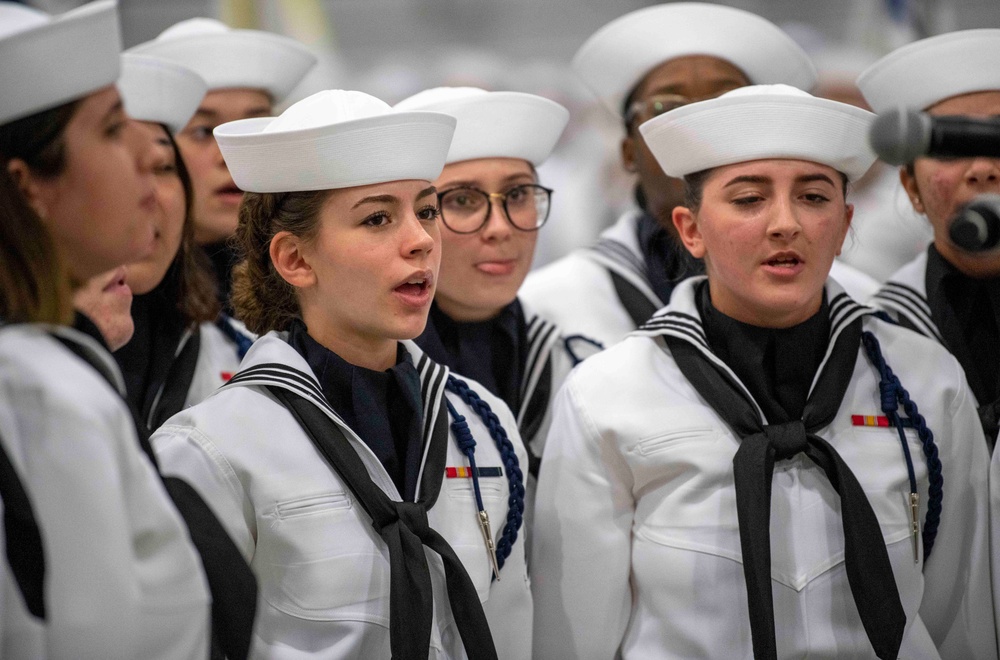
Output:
[437, 184, 553, 234]
[625, 90, 741, 129]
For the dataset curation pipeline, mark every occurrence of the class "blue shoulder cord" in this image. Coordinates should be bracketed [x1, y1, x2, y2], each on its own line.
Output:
[563, 334, 605, 367]
[216, 313, 253, 359]
[443, 375, 526, 581]
[859, 322, 943, 561]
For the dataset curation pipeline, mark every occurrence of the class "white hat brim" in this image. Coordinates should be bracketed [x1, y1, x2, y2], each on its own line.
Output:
[0, 0, 121, 125]
[215, 112, 457, 193]
[639, 93, 876, 181]
[572, 2, 816, 117]
[396, 91, 569, 165]
[129, 30, 316, 103]
[118, 54, 207, 133]
[857, 29, 1000, 113]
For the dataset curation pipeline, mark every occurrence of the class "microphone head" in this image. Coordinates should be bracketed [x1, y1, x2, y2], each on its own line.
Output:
[949, 193, 1000, 252]
[868, 108, 931, 166]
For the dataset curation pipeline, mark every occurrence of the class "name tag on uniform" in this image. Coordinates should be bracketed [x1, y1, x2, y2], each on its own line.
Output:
[445, 466, 503, 478]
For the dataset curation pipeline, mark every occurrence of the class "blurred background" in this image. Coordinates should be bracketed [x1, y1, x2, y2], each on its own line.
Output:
[19, 0, 1000, 274]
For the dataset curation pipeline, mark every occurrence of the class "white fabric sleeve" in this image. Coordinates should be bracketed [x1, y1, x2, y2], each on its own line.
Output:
[919, 358, 998, 659]
[530, 375, 635, 660]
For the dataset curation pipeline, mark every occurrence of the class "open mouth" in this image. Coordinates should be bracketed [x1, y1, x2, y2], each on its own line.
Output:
[395, 277, 430, 296]
[765, 256, 801, 268]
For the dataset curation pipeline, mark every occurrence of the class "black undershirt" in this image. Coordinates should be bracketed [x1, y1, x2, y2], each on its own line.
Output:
[697, 281, 831, 423]
[286, 320, 425, 502]
[415, 300, 526, 416]
[203, 240, 238, 315]
[634, 206, 704, 306]
[113, 273, 187, 420]
[925, 244, 1000, 411]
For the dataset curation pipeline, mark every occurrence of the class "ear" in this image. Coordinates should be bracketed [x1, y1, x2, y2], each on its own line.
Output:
[672, 205, 705, 258]
[835, 203, 855, 257]
[620, 134, 637, 173]
[269, 231, 316, 290]
[6, 158, 50, 219]
[899, 165, 924, 214]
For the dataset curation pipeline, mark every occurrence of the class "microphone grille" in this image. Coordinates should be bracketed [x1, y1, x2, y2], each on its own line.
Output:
[868, 108, 931, 166]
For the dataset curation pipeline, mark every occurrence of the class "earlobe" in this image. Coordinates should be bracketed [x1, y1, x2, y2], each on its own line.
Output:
[621, 136, 637, 173]
[269, 231, 316, 289]
[6, 158, 48, 219]
[899, 166, 924, 214]
[672, 206, 705, 258]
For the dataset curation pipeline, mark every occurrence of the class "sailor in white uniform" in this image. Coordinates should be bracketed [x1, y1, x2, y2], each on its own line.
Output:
[531, 85, 995, 659]
[112, 53, 254, 433]
[520, 3, 878, 350]
[131, 18, 317, 316]
[151, 90, 532, 659]
[0, 2, 211, 657]
[859, 31, 1000, 448]
[394, 86, 584, 479]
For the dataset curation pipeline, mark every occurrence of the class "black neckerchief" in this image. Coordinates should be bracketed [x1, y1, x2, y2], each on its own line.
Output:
[699, 281, 831, 423]
[0, 421, 45, 620]
[635, 210, 704, 306]
[202, 240, 238, 315]
[113, 273, 190, 431]
[416, 301, 526, 416]
[663, 305, 905, 660]
[925, 244, 1000, 409]
[287, 320, 424, 502]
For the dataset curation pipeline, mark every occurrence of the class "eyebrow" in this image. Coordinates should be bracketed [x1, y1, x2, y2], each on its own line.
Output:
[440, 174, 536, 189]
[722, 173, 838, 188]
[351, 186, 438, 210]
[102, 100, 125, 123]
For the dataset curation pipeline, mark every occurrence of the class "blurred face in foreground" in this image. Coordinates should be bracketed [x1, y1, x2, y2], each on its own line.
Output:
[673, 159, 853, 328]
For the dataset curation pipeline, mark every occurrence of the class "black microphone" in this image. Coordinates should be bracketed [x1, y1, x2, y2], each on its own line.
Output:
[949, 194, 1000, 252]
[869, 108, 1000, 165]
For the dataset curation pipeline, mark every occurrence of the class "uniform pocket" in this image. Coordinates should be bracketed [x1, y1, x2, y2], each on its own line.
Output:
[632, 426, 715, 456]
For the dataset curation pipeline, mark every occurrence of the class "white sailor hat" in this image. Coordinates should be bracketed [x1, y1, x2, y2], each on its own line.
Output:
[639, 84, 876, 181]
[0, 0, 121, 125]
[215, 90, 457, 193]
[129, 18, 317, 103]
[857, 29, 1000, 112]
[572, 2, 817, 117]
[393, 87, 570, 166]
[118, 54, 207, 133]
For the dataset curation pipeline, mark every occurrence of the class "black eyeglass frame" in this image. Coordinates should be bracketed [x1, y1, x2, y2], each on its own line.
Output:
[436, 184, 554, 235]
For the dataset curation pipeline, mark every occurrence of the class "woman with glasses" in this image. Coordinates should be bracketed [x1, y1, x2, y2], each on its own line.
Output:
[151, 89, 533, 659]
[396, 87, 583, 479]
[531, 85, 995, 659]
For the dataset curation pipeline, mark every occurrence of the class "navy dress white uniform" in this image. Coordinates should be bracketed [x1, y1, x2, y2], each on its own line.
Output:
[151, 90, 532, 659]
[531, 86, 996, 659]
[395, 86, 579, 471]
[114, 53, 253, 432]
[0, 4, 211, 657]
[858, 31, 1000, 446]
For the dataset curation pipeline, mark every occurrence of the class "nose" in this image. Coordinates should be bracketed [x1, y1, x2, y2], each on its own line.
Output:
[403, 211, 436, 257]
[480, 197, 513, 242]
[125, 120, 159, 176]
[965, 157, 1000, 189]
[767, 197, 802, 240]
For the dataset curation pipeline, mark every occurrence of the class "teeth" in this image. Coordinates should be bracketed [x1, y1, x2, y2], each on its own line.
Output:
[407, 278, 424, 285]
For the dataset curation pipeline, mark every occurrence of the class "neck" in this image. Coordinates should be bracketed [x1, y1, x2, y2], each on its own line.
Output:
[300, 311, 397, 371]
[434, 296, 506, 323]
[934, 240, 1000, 278]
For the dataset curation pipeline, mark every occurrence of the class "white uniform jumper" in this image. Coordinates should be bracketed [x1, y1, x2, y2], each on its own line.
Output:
[0, 323, 210, 659]
[152, 333, 533, 659]
[531, 277, 995, 659]
[522, 209, 880, 352]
